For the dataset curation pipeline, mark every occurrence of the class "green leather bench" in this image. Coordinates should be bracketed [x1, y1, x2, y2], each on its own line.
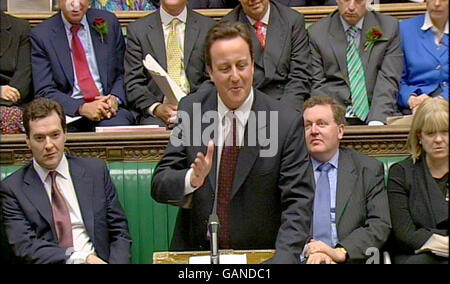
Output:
[1, 156, 408, 264]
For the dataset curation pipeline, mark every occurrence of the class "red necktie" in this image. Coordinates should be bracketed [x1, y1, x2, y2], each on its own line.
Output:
[217, 113, 240, 249]
[254, 21, 266, 50]
[49, 171, 73, 249]
[71, 24, 101, 102]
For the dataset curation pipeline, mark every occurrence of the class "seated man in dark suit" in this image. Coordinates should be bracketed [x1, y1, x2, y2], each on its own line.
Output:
[222, 0, 311, 112]
[309, 0, 403, 125]
[31, 0, 135, 132]
[302, 95, 391, 264]
[152, 21, 315, 263]
[125, 0, 216, 127]
[0, 98, 132, 264]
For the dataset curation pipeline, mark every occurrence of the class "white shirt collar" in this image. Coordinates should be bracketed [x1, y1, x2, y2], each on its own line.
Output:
[61, 11, 89, 32]
[33, 155, 70, 184]
[160, 5, 188, 26]
[340, 15, 364, 33]
[217, 88, 254, 129]
[246, 4, 271, 26]
[422, 11, 449, 34]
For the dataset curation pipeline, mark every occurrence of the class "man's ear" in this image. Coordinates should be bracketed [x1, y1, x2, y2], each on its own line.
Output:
[337, 124, 345, 140]
[207, 66, 214, 83]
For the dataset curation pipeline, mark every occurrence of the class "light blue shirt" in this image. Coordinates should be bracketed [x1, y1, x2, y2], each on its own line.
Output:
[311, 150, 340, 247]
[61, 12, 104, 99]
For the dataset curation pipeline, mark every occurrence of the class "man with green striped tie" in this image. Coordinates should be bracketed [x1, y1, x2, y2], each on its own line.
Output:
[308, 0, 403, 125]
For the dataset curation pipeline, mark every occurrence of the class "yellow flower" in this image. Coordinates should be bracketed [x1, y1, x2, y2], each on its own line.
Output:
[98, 0, 108, 7]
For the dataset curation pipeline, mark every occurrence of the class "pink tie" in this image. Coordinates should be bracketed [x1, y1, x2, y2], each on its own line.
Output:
[254, 21, 266, 50]
[71, 24, 101, 102]
[49, 171, 73, 249]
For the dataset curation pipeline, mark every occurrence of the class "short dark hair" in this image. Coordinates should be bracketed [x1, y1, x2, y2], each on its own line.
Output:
[205, 21, 253, 69]
[303, 95, 347, 125]
[23, 98, 67, 137]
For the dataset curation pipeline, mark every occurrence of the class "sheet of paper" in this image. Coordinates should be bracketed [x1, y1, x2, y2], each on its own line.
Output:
[189, 254, 247, 264]
[143, 54, 186, 105]
[65, 115, 82, 124]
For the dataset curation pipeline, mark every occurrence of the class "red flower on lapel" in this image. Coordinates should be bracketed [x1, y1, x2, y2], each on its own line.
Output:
[92, 17, 108, 43]
[364, 26, 388, 52]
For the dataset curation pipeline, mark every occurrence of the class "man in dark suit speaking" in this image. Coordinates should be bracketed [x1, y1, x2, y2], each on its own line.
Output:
[152, 21, 315, 264]
[302, 95, 391, 264]
[31, 0, 135, 132]
[0, 98, 131, 264]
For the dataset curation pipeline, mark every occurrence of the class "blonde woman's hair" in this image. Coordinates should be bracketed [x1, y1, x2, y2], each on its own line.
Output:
[407, 97, 449, 163]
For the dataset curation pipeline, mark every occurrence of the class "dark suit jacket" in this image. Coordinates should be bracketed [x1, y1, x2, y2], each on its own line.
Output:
[309, 10, 403, 123]
[152, 82, 315, 263]
[387, 156, 448, 257]
[0, 157, 132, 264]
[0, 11, 32, 106]
[323, 148, 391, 262]
[31, 9, 127, 116]
[222, 1, 311, 111]
[124, 8, 216, 119]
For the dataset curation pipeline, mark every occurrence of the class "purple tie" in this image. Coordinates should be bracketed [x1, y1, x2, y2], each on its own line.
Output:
[217, 113, 240, 249]
[49, 171, 73, 248]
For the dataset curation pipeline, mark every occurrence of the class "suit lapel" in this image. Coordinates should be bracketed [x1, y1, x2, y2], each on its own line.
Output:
[231, 92, 263, 199]
[420, 29, 440, 63]
[23, 165, 57, 238]
[0, 13, 11, 57]
[239, 11, 264, 69]
[183, 10, 200, 68]
[329, 12, 350, 85]
[52, 14, 75, 87]
[87, 11, 108, 92]
[336, 149, 358, 225]
[67, 158, 95, 244]
[440, 34, 449, 57]
[264, 3, 287, 81]
[147, 11, 167, 70]
[360, 12, 377, 69]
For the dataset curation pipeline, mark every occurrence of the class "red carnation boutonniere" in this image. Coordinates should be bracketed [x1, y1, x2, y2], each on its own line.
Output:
[92, 17, 108, 43]
[364, 26, 388, 52]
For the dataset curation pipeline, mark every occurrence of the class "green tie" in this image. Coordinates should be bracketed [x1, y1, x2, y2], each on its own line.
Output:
[166, 18, 190, 94]
[346, 26, 369, 121]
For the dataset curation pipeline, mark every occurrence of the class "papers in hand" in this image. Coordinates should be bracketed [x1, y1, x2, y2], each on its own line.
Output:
[189, 254, 247, 264]
[415, 234, 449, 258]
[143, 54, 187, 105]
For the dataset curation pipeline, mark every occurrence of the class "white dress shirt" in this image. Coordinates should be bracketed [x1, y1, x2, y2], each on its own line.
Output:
[149, 6, 188, 116]
[33, 155, 96, 264]
[183, 89, 255, 208]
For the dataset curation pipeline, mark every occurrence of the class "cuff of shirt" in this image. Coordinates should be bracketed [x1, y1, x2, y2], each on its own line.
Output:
[149, 103, 161, 117]
[66, 250, 95, 264]
[185, 168, 200, 195]
[368, 121, 384, 126]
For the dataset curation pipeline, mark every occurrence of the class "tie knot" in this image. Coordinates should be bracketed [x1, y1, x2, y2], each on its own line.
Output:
[254, 21, 265, 30]
[71, 24, 81, 35]
[347, 26, 358, 39]
[170, 18, 181, 29]
[317, 163, 333, 173]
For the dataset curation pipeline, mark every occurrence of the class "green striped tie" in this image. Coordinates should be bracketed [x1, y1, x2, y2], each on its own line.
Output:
[346, 26, 369, 121]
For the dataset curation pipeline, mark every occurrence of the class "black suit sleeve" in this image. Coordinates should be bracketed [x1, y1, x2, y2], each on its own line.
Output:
[270, 115, 315, 264]
[387, 163, 433, 251]
[0, 182, 68, 264]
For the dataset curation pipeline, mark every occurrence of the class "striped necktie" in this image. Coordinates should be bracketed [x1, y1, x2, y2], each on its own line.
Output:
[166, 18, 190, 94]
[346, 26, 369, 122]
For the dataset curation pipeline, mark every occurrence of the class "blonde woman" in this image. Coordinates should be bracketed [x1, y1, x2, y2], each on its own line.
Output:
[388, 97, 448, 264]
